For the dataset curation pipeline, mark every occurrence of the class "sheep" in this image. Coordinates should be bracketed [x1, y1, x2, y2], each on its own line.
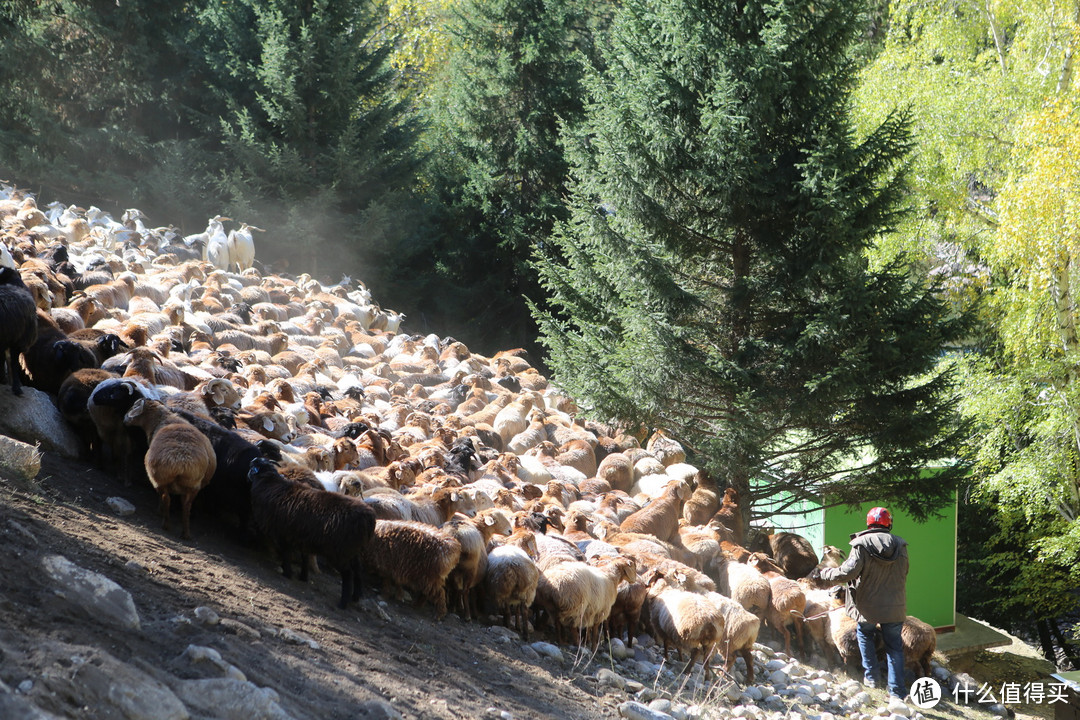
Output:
[682, 470, 721, 525]
[172, 407, 282, 536]
[246, 456, 376, 608]
[57, 368, 119, 458]
[67, 330, 129, 367]
[768, 531, 820, 579]
[0, 266, 38, 395]
[362, 519, 462, 619]
[227, 223, 262, 272]
[712, 487, 745, 543]
[21, 309, 98, 394]
[646, 429, 686, 466]
[534, 554, 637, 646]
[555, 438, 597, 477]
[123, 398, 217, 540]
[661, 569, 761, 683]
[711, 590, 761, 683]
[88, 377, 157, 484]
[747, 552, 807, 657]
[484, 528, 540, 637]
[619, 479, 691, 544]
[901, 614, 937, 678]
[644, 568, 726, 679]
[794, 583, 843, 664]
[443, 514, 488, 620]
[607, 571, 648, 648]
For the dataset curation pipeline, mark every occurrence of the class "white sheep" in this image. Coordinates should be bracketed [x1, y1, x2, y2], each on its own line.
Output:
[645, 568, 726, 679]
[484, 528, 541, 639]
[227, 223, 263, 272]
[534, 555, 637, 646]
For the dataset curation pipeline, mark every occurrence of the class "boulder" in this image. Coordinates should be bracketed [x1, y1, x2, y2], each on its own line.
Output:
[173, 678, 293, 720]
[34, 645, 187, 720]
[41, 555, 140, 630]
[0, 387, 80, 458]
[0, 434, 40, 487]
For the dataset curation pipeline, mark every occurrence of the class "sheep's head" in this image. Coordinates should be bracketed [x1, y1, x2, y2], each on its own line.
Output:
[820, 545, 846, 568]
[246, 456, 280, 484]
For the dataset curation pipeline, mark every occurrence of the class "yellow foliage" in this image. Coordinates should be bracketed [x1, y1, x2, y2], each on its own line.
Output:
[381, 0, 456, 93]
[997, 94, 1080, 360]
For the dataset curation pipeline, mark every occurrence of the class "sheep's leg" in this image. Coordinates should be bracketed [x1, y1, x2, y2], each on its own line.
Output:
[793, 619, 806, 657]
[742, 647, 755, 683]
[8, 350, 22, 396]
[518, 603, 530, 641]
[778, 621, 792, 657]
[279, 543, 294, 579]
[158, 490, 172, 532]
[179, 490, 196, 540]
[349, 558, 363, 602]
[298, 555, 310, 583]
[682, 648, 699, 676]
[338, 567, 352, 609]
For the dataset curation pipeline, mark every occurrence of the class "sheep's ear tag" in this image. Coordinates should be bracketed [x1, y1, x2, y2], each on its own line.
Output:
[484, 515, 495, 527]
[451, 491, 460, 502]
[263, 417, 274, 432]
[675, 572, 686, 583]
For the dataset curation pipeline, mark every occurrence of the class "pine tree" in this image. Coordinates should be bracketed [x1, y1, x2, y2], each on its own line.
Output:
[416, 0, 595, 354]
[186, 0, 422, 275]
[534, 0, 969, 514]
[0, 0, 205, 218]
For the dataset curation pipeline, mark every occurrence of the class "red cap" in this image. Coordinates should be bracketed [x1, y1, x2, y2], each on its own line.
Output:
[866, 507, 892, 529]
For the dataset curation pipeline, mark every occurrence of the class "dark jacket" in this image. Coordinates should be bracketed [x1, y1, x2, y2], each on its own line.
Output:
[819, 527, 908, 624]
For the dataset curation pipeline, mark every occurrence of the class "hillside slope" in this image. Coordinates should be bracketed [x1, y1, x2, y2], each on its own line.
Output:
[0, 453, 621, 720]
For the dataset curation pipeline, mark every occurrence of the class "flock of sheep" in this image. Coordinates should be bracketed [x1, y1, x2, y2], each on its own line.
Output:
[0, 185, 937, 688]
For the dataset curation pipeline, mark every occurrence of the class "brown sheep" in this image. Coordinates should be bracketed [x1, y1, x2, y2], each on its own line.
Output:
[902, 615, 937, 678]
[682, 470, 721, 525]
[712, 487, 745, 543]
[123, 398, 217, 539]
[363, 520, 462, 619]
[747, 552, 807, 657]
[619, 479, 691, 544]
[443, 514, 488, 620]
[769, 531, 820, 579]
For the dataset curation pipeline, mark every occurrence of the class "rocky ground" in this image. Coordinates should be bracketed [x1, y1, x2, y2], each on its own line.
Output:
[0, 449, 1053, 720]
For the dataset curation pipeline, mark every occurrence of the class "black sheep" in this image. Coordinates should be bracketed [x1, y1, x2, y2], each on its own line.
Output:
[21, 310, 98, 394]
[0, 266, 38, 395]
[247, 457, 375, 609]
[57, 368, 120, 459]
[445, 437, 480, 481]
[68, 329, 130, 366]
[173, 408, 280, 536]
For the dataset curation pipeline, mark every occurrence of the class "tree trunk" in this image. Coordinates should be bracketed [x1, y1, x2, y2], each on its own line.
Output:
[1049, 617, 1080, 669]
[1036, 618, 1058, 665]
[982, 0, 1007, 75]
[1056, 1, 1080, 95]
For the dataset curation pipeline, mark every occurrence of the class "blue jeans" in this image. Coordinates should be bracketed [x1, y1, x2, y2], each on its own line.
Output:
[856, 621, 905, 697]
